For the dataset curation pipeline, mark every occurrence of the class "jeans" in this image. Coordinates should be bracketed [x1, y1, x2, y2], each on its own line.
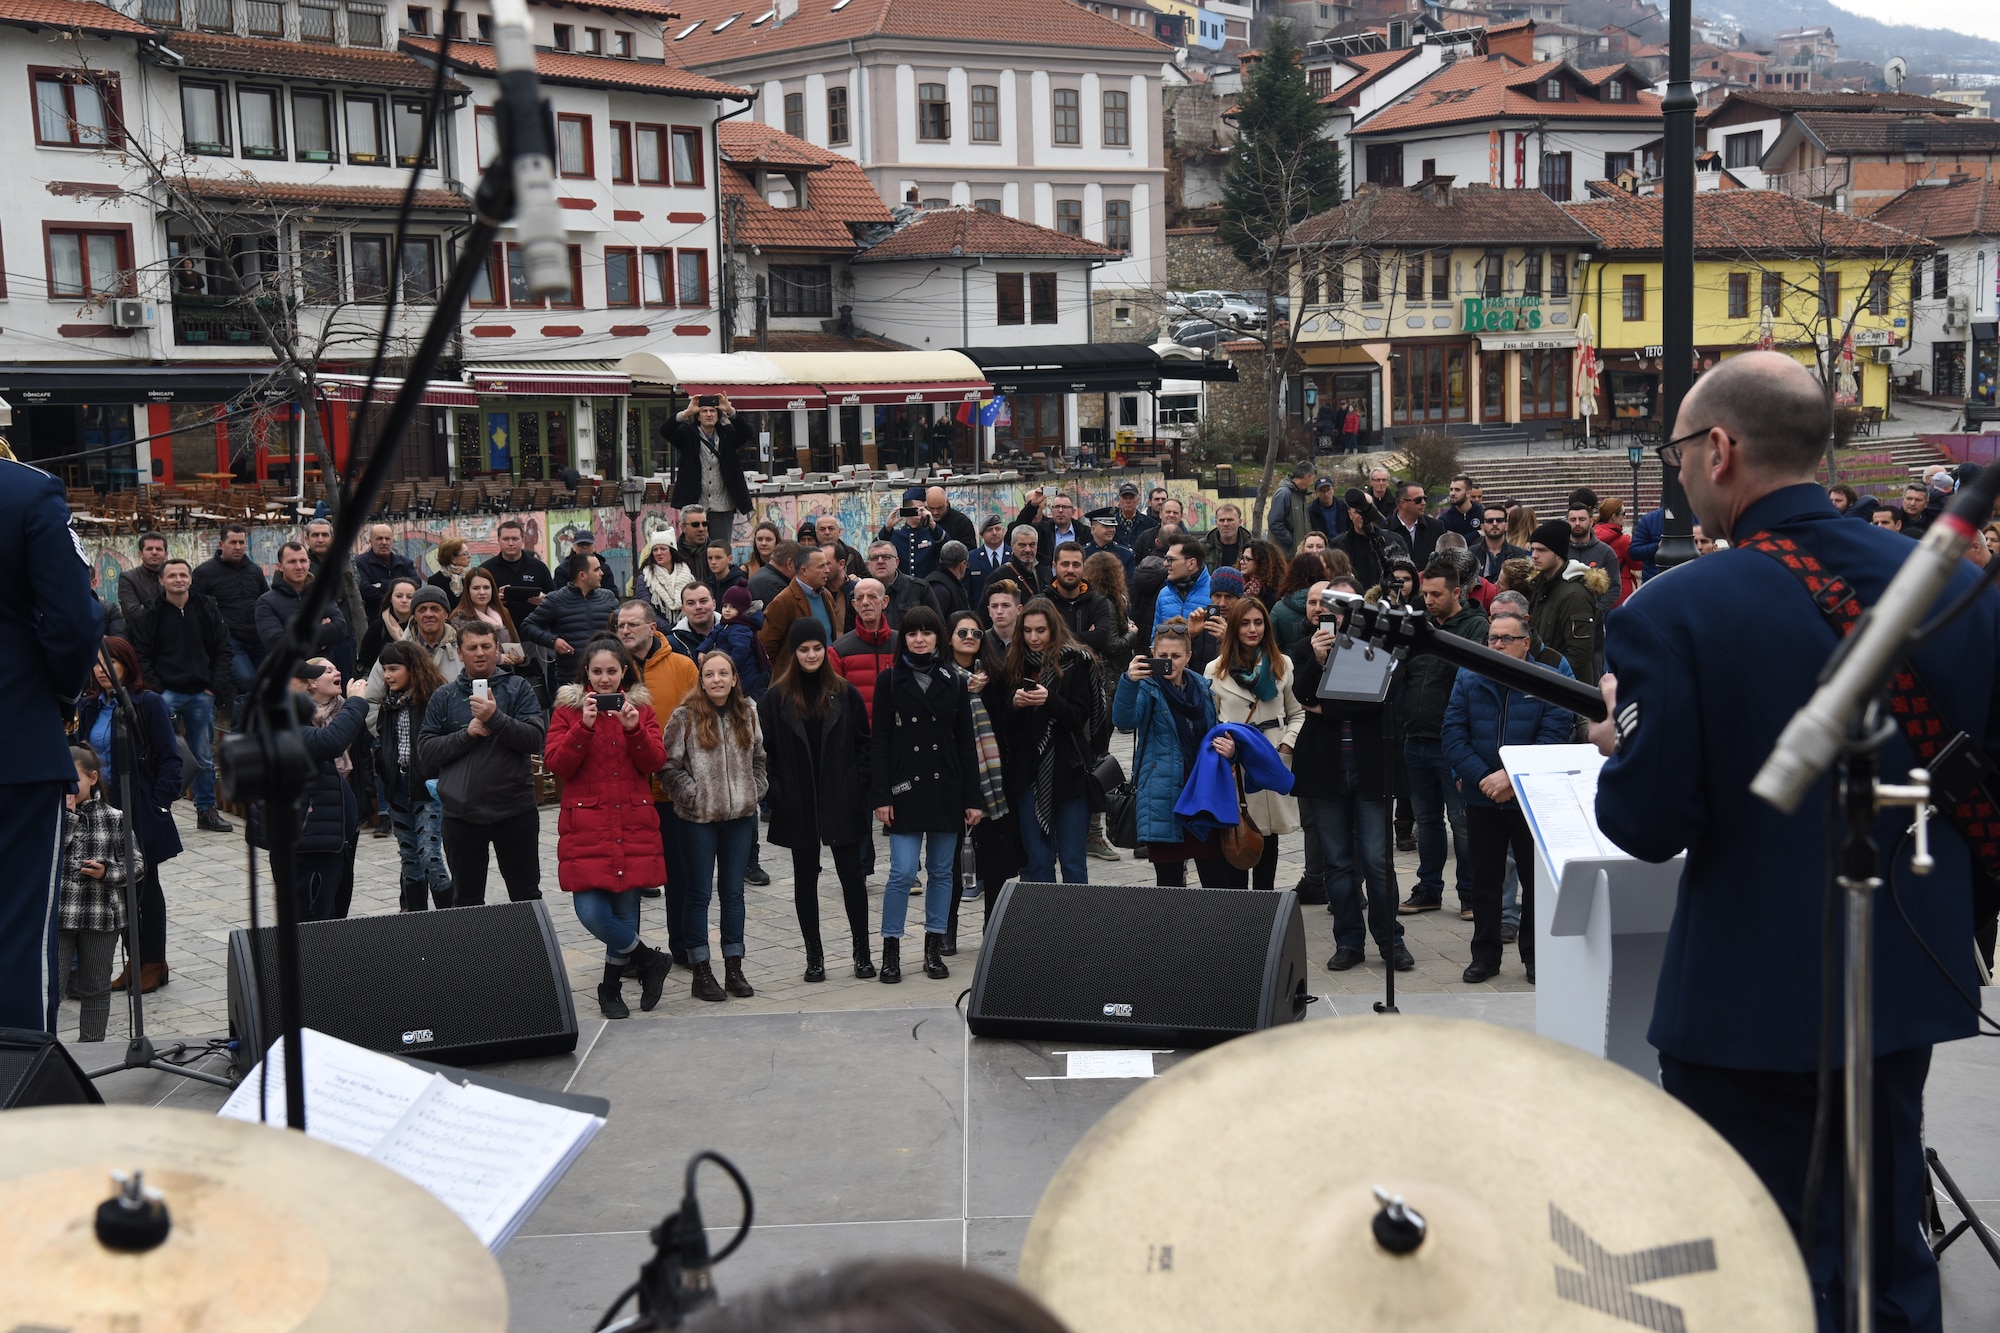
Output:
[1302, 774, 1403, 956]
[161, 690, 217, 811]
[655, 802, 690, 958]
[229, 640, 260, 725]
[1502, 851, 1521, 930]
[1018, 795, 1089, 885]
[681, 815, 754, 963]
[884, 829, 957, 937]
[1466, 803, 1535, 970]
[441, 814, 542, 904]
[387, 772, 451, 910]
[572, 888, 642, 963]
[58, 927, 119, 1041]
[1404, 738, 1471, 905]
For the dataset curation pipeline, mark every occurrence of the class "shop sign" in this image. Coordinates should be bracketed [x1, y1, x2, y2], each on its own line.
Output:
[1461, 295, 1544, 331]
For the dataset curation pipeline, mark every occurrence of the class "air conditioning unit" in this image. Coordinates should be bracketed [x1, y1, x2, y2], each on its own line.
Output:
[1945, 310, 1968, 332]
[1872, 346, 1895, 364]
[1946, 295, 1969, 313]
[111, 299, 157, 329]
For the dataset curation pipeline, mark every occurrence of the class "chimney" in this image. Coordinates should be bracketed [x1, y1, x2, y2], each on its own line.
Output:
[1415, 173, 1455, 205]
[775, 0, 798, 22]
[1486, 19, 1536, 65]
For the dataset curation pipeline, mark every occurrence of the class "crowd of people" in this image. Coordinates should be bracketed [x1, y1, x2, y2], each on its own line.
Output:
[53, 439, 1996, 1028]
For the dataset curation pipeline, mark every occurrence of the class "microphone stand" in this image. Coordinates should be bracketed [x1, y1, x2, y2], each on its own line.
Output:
[1322, 597, 1610, 723]
[84, 641, 234, 1090]
[214, 36, 567, 1129]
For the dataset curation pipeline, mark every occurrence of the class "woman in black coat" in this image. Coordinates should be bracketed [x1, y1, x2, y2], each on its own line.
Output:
[760, 618, 874, 983]
[75, 636, 182, 992]
[1001, 598, 1101, 886]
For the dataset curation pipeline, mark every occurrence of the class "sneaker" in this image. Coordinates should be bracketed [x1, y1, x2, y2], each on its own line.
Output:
[1086, 836, 1121, 862]
[373, 817, 393, 839]
[639, 887, 663, 898]
[744, 864, 771, 887]
[1326, 947, 1366, 972]
[1395, 835, 1417, 853]
[1397, 895, 1442, 915]
[196, 808, 233, 833]
[961, 883, 981, 901]
[1460, 908, 1475, 920]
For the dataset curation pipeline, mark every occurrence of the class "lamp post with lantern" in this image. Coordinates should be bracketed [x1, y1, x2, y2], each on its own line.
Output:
[619, 474, 647, 599]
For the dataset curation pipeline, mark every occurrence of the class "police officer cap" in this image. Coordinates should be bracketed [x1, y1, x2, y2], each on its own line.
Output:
[1087, 508, 1119, 528]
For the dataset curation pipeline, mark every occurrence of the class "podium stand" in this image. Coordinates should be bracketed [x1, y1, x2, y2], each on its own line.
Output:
[1499, 743, 1685, 1082]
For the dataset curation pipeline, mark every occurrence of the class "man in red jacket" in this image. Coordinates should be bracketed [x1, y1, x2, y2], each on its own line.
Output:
[829, 578, 895, 722]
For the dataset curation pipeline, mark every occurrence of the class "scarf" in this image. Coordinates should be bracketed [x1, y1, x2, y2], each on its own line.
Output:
[1021, 644, 1109, 834]
[967, 690, 1010, 822]
[1230, 656, 1278, 702]
[1157, 673, 1207, 771]
[313, 696, 352, 777]
[384, 687, 415, 768]
[438, 567, 467, 600]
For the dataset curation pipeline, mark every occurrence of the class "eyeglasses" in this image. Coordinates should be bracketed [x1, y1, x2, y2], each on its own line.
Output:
[953, 628, 982, 639]
[1658, 425, 1732, 468]
[1482, 517, 1507, 525]
[1487, 633, 1528, 645]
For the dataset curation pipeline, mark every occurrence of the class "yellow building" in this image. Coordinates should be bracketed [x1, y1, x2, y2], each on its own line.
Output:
[1562, 188, 1930, 416]
[1287, 182, 1603, 442]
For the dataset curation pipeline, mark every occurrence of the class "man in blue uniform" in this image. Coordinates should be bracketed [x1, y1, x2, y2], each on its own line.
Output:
[0, 454, 103, 1031]
[1591, 352, 1995, 1333]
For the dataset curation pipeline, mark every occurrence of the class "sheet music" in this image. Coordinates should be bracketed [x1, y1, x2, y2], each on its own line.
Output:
[1516, 772, 1614, 877]
[217, 1028, 434, 1157]
[371, 1077, 603, 1251]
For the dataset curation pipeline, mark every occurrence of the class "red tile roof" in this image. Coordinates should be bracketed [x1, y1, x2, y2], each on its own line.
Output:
[1319, 47, 1419, 108]
[401, 37, 749, 98]
[718, 121, 890, 251]
[1295, 182, 1600, 247]
[168, 33, 466, 91]
[665, 0, 1169, 67]
[175, 176, 472, 212]
[1870, 177, 2000, 241]
[853, 207, 1120, 261]
[0, 0, 150, 34]
[1562, 189, 1931, 258]
[1350, 54, 1663, 136]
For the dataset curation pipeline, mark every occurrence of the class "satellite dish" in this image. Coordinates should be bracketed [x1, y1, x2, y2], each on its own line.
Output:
[1885, 56, 1908, 91]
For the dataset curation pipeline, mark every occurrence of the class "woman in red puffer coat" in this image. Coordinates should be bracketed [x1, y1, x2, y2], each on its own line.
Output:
[1595, 497, 1638, 605]
[545, 637, 673, 1020]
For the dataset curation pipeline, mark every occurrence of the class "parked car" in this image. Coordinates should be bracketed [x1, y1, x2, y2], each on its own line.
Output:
[1173, 290, 1264, 328]
[1169, 319, 1230, 351]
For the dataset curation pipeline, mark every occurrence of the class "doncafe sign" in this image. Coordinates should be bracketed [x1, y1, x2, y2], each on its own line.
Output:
[1462, 295, 1545, 332]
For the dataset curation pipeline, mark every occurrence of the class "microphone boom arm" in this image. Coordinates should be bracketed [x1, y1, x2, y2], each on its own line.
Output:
[1324, 596, 1609, 722]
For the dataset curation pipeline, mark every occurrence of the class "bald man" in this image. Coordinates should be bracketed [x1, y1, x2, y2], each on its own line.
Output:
[924, 486, 977, 550]
[1591, 351, 1998, 1331]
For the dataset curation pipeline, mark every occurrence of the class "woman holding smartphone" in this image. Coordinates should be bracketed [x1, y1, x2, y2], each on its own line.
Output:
[1002, 598, 1102, 885]
[371, 640, 453, 911]
[1204, 598, 1304, 890]
[546, 638, 673, 1018]
[663, 651, 768, 1002]
[1113, 619, 1226, 886]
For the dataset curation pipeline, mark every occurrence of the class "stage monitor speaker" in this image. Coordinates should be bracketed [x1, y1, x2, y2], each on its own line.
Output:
[0, 1028, 104, 1107]
[228, 900, 578, 1068]
[966, 882, 1309, 1048]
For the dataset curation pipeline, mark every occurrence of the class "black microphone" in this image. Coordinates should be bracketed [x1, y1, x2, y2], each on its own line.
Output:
[1752, 464, 2000, 812]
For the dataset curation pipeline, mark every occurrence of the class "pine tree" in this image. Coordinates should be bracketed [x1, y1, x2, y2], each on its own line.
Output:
[1218, 21, 1344, 273]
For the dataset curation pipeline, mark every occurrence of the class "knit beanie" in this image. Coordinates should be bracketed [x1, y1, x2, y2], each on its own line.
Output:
[1530, 520, 1571, 560]
[411, 585, 451, 610]
[721, 585, 753, 615]
[786, 617, 827, 650]
[1210, 568, 1246, 598]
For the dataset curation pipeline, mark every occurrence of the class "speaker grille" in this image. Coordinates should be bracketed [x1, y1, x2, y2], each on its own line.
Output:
[976, 883, 1281, 1033]
[230, 901, 576, 1066]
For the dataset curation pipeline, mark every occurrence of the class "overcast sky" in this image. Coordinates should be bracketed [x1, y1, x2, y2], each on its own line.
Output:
[1823, 0, 2000, 45]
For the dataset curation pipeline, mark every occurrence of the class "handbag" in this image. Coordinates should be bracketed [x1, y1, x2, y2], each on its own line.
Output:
[1219, 763, 1264, 871]
[1088, 753, 1138, 849]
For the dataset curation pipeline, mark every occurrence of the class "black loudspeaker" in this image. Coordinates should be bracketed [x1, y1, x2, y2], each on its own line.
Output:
[0, 1029, 105, 1107]
[228, 900, 578, 1068]
[966, 882, 1310, 1048]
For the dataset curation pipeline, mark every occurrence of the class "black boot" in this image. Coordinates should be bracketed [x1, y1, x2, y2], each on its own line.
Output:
[633, 944, 672, 1011]
[944, 891, 961, 956]
[597, 965, 630, 1020]
[724, 956, 755, 998]
[879, 937, 902, 984]
[399, 882, 427, 912]
[803, 947, 826, 983]
[690, 960, 726, 1002]
[923, 932, 950, 979]
[852, 942, 877, 979]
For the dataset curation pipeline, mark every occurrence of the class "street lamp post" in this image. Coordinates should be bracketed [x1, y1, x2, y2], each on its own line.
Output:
[619, 474, 647, 600]
[1627, 443, 1644, 528]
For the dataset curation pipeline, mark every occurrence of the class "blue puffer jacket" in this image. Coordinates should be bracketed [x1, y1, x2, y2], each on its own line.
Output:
[1440, 656, 1576, 808]
[1152, 569, 1211, 630]
[1112, 671, 1218, 845]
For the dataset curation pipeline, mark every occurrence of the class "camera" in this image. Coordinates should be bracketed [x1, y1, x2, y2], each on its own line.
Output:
[697, 394, 720, 408]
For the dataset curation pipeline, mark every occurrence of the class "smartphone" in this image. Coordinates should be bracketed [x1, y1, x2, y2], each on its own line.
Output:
[697, 394, 720, 407]
[471, 678, 489, 701]
[594, 692, 625, 713]
[899, 505, 917, 518]
[1148, 657, 1174, 679]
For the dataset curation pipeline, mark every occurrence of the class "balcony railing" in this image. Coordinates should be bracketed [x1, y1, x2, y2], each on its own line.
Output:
[172, 294, 293, 347]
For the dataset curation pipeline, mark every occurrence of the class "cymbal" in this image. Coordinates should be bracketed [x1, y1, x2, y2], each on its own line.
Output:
[1020, 1018, 1813, 1333]
[0, 1105, 507, 1332]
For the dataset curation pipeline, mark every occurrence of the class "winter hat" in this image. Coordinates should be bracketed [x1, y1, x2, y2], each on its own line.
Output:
[902, 485, 927, 503]
[721, 586, 754, 615]
[411, 585, 451, 610]
[1210, 568, 1246, 598]
[1530, 520, 1571, 560]
[786, 617, 828, 651]
[644, 523, 675, 553]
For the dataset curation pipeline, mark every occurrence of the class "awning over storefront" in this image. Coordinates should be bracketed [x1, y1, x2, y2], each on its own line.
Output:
[618, 349, 990, 406]
[956, 343, 1236, 394]
[0, 364, 270, 405]
[464, 362, 631, 397]
[1476, 331, 1580, 352]
[315, 374, 480, 407]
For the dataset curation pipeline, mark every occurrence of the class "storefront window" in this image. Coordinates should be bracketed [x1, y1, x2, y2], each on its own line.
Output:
[1389, 345, 1468, 424]
[1517, 350, 1571, 419]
